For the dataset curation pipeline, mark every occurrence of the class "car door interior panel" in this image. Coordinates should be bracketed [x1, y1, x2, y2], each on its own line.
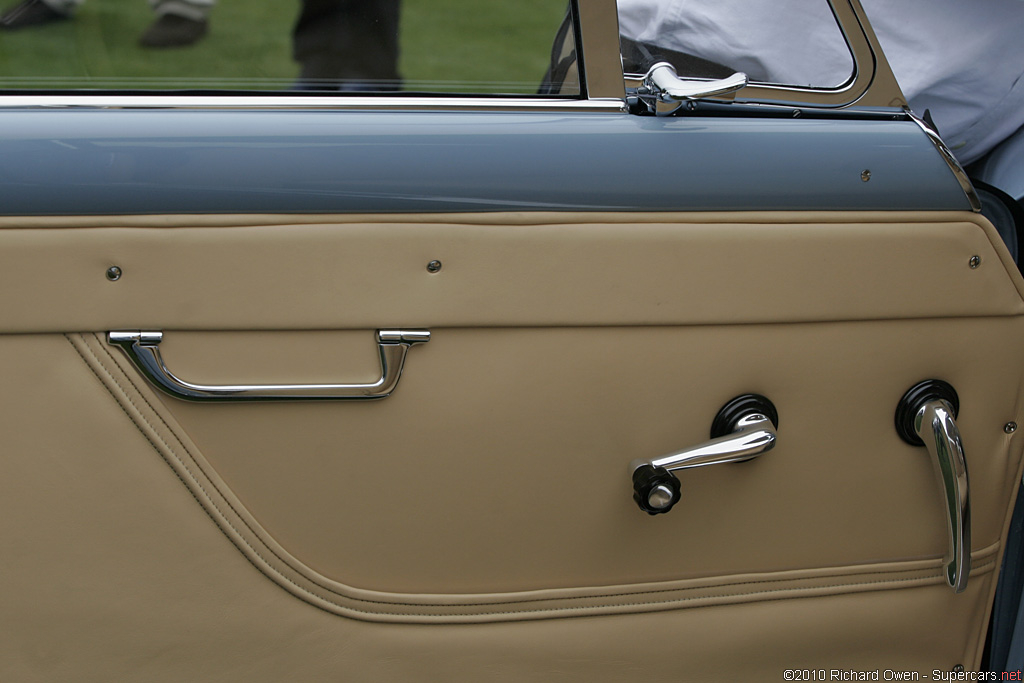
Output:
[0, 212, 1017, 330]
[2, 0, 1023, 679]
[2, 208, 1023, 679]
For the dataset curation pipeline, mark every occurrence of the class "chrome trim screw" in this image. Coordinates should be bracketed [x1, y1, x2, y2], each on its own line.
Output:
[106, 266, 122, 281]
[427, 260, 442, 273]
[1006, 422, 1018, 434]
[969, 255, 981, 269]
[861, 169, 871, 182]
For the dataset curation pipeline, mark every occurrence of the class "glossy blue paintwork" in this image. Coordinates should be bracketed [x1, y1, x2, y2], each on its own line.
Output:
[0, 108, 969, 214]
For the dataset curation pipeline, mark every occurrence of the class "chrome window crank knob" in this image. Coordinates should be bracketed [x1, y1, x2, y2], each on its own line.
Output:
[632, 464, 682, 514]
[631, 394, 778, 515]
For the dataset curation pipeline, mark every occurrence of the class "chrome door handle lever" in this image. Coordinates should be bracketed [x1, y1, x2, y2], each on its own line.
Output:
[640, 61, 748, 115]
[644, 62, 748, 101]
[107, 329, 429, 402]
[896, 380, 971, 593]
[631, 394, 778, 515]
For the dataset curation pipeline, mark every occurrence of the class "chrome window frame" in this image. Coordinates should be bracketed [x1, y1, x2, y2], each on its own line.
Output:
[621, 0, 906, 111]
[736, 0, 904, 108]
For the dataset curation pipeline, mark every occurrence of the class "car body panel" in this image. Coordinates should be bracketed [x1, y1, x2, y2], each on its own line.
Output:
[0, 110, 970, 214]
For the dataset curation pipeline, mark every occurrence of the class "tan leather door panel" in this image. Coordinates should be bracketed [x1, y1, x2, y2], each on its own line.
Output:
[2, 210, 1022, 680]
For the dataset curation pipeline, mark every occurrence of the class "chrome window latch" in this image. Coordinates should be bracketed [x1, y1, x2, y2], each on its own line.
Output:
[633, 62, 748, 116]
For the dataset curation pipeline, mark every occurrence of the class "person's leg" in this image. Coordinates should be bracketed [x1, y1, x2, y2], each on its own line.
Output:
[0, 0, 81, 29]
[293, 0, 401, 90]
[140, 0, 214, 47]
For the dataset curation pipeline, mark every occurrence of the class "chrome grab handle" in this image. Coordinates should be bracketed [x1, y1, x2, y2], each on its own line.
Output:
[107, 329, 429, 402]
[643, 61, 748, 102]
[895, 380, 970, 593]
[632, 394, 778, 515]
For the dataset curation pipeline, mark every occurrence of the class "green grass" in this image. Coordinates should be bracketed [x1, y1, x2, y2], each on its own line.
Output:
[0, 0, 569, 93]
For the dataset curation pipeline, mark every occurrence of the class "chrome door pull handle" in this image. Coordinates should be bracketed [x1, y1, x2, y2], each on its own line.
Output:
[631, 394, 778, 515]
[107, 329, 429, 402]
[896, 380, 971, 593]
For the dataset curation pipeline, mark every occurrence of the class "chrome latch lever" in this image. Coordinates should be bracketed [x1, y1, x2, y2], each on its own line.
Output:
[638, 61, 748, 116]
[895, 380, 971, 593]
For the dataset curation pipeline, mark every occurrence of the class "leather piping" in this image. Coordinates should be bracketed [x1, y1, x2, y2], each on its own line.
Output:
[68, 330, 1001, 624]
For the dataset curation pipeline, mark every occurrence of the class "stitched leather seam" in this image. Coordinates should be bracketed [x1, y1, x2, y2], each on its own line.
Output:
[69, 335, 296, 556]
[86, 335, 417, 607]
[72, 333, 1000, 620]
[424, 570, 990, 619]
[71, 335, 379, 612]
[65, 333, 274, 538]
[0, 212, 980, 230]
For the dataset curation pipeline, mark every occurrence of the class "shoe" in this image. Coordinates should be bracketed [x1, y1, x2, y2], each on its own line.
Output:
[139, 14, 207, 48]
[0, 0, 68, 29]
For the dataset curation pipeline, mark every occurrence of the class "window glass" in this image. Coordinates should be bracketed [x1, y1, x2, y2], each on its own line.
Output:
[618, 0, 854, 89]
[0, 0, 578, 96]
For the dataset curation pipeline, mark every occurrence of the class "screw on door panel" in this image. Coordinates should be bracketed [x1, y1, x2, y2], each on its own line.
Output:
[860, 169, 871, 182]
[426, 260, 442, 273]
[969, 255, 981, 269]
[1006, 422, 1018, 434]
[106, 266, 122, 281]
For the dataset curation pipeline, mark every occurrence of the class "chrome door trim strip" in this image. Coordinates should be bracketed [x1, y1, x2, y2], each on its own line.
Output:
[907, 109, 982, 213]
[0, 95, 627, 112]
[574, 0, 626, 100]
